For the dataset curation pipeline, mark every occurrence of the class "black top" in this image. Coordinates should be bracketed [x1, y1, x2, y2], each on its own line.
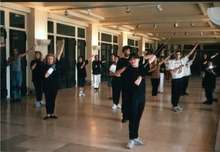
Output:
[160, 63, 166, 73]
[92, 60, 102, 74]
[77, 60, 88, 78]
[42, 63, 59, 90]
[116, 57, 130, 78]
[30, 59, 44, 81]
[123, 63, 149, 101]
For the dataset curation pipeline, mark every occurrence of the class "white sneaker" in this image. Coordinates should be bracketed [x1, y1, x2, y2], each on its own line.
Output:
[40, 100, 45, 105]
[79, 93, 83, 97]
[172, 106, 181, 112]
[177, 106, 183, 112]
[134, 138, 144, 145]
[127, 140, 135, 149]
[35, 101, 41, 108]
[112, 104, 117, 110]
[81, 93, 86, 96]
[117, 104, 121, 109]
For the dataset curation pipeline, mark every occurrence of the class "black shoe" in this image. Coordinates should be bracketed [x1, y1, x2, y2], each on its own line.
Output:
[213, 98, 218, 102]
[43, 116, 50, 120]
[121, 118, 128, 123]
[203, 101, 212, 105]
[50, 115, 58, 119]
[184, 92, 189, 96]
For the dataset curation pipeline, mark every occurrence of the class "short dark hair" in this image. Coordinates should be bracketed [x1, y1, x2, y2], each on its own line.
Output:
[129, 52, 139, 60]
[122, 45, 131, 52]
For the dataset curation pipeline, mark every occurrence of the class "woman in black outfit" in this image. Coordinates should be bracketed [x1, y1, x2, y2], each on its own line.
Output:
[124, 53, 156, 149]
[43, 40, 64, 120]
[30, 51, 44, 108]
[77, 55, 93, 96]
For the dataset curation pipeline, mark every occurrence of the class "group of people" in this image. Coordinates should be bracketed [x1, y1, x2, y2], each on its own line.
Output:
[6, 41, 218, 149]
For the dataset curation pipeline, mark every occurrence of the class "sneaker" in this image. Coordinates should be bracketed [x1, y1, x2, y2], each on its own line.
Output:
[134, 138, 144, 145]
[43, 115, 50, 120]
[177, 106, 183, 112]
[81, 93, 86, 96]
[127, 140, 135, 149]
[35, 101, 41, 108]
[40, 100, 45, 105]
[203, 101, 212, 105]
[172, 106, 181, 112]
[117, 104, 121, 109]
[112, 104, 117, 110]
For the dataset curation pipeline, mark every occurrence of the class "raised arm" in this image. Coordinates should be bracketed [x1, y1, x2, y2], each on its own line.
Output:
[56, 40, 65, 61]
[210, 53, 219, 60]
[186, 42, 199, 58]
[19, 46, 35, 58]
[158, 54, 173, 65]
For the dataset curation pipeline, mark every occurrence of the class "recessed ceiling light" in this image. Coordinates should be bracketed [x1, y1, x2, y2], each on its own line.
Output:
[200, 32, 204, 36]
[191, 23, 195, 27]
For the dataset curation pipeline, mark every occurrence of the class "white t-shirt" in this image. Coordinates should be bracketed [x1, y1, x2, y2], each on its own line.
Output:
[109, 64, 117, 73]
[166, 57, 189, 79]
[183, 60, 193, 77]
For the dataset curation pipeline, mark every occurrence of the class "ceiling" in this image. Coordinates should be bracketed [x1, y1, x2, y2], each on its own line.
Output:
[17, 2, 220, 43]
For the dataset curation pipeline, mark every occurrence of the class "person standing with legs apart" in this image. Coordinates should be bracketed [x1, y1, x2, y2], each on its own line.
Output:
[166, 43, 199, 112]
[124, 53, 156, 149]
[30, 51, 44, 108]
[182, 51, 197, 95]
[92, 55, 102, 92]
[42, 40, 64, 120]
[7, 47, 35, 102]
[77, 55, 93, 97]
[109, 55, 121, 110]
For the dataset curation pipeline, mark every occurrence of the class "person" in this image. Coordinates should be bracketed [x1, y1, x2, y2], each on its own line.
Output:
[77, 55, 93, 96]
[158, 56, 166, 93]
[109, 55, 121, 110]
[114, 46, 131, 123]
[124, 52, 156, 149]
[30, 51, 44, 108]
[108, 54, 116, 99]
[202, 53, 218, 105]
[166, 43, 199, 112]
[182, 51, 197, 95]
[149, 55, 171, 97]
[92, 55, 102, 91]
[7, 47, 35, 102]
[42, 40, 64, 120]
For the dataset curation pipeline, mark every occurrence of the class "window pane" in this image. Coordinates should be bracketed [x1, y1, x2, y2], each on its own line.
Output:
[0, 10, 5, 25]
[101, 33, 112, 42]
[48, 35, 54, 54]
[10, 13, 25, 28]
[135, 40, 138, 47]
[48, 21, 54, 33]
[57, 23, 75, 36]
[128, 39, 134, 46]
[113, 35, 118, 43]
[77, 27, 85, 38]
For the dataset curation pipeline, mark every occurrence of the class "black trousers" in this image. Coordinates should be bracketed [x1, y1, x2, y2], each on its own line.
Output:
[204, 87, 214, 103]
[129, 95, 145, 139]
[44, 88, 58, 114]
[171, 78, 183, 107]
[182, 76, 190, 95]
[122, 88, 130, 120]
[151, 78, 160, 96]
[112, 77, 121, 105]
[33, 80, 43, 101]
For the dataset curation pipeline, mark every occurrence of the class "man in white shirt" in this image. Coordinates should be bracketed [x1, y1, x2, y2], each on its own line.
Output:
[182, 52, 197, 95]
[166, 43, 199, 112]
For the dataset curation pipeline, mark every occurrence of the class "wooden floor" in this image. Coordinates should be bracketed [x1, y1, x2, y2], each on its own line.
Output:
[1, 77, 220, 152]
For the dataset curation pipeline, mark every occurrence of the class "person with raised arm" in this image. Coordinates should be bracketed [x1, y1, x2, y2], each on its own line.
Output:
[166, 42, 199, 112]
[77, 55, 93, 97]
[182, 51, 197, 95]
[149, 54, 172, 97]
[7, 46, 35, 102]
[42, 40, 65, 120]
